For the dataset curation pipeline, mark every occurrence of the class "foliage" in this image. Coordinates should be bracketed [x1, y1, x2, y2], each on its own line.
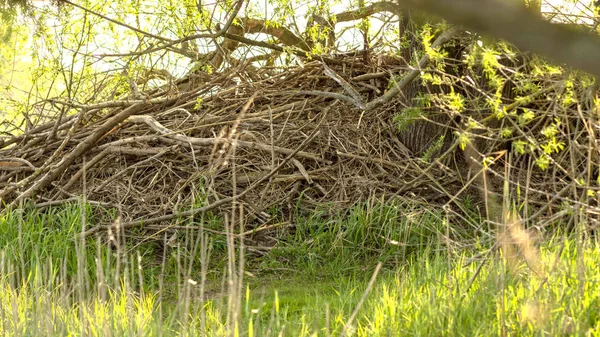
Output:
[0, 203, 103, 284]
[266, 199, 449, 276]
[0, 0, 32, 39]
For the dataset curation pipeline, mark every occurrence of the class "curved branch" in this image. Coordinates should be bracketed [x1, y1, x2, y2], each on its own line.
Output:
[125, 115, 330, 163]
[239, 18, 311, 51]
[214, 0, 246, 38]
[222, 32, 286, 52]
[205, 16, 311, 69]
[334, 1, 402, 23]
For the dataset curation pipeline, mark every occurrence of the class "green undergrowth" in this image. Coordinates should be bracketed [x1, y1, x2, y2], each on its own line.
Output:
[262, 200, 455, 277]
[0, 201, 598, 336]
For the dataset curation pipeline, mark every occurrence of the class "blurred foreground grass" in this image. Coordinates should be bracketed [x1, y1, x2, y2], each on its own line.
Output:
[0, 202, 598, 336]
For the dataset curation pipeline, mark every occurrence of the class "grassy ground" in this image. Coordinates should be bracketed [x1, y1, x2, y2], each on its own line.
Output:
[0, 201, 598, 336]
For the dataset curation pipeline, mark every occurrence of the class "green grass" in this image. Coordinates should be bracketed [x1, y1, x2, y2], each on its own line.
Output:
[0, 201, 599, 336]
[261, 200, 455, 277]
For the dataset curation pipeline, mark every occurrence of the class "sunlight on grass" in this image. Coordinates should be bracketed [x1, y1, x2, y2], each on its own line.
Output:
[1, 242, 597, 336]
[0, 203, 599, 336]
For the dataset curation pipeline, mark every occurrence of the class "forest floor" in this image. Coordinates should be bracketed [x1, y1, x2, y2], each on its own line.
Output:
[0, 202, 598, 336]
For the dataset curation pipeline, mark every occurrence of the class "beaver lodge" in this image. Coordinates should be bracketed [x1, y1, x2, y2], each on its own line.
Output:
[0, 27, 599, 247]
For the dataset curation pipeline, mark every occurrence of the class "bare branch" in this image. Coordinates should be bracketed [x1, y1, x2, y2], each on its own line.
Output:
[214, 0, 246, 38]
[334, 1, 402, 23]
[82, 127, 322, 236]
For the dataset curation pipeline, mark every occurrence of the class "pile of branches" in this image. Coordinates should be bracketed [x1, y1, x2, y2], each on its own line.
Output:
[0, 54, 466, 236]
[1, 38, 599, 239]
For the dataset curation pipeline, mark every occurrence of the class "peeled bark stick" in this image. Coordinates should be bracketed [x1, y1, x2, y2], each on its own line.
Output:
[10, 102, 150, 205]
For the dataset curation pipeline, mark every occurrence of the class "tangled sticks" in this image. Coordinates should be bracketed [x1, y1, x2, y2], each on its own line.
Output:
[2, 25, 596, 239]
[0, 56, 458, 232]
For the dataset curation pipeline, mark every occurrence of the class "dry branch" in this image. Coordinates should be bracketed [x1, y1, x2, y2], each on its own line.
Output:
[126, 115, 330, 163]
[10, 102, 150, 204]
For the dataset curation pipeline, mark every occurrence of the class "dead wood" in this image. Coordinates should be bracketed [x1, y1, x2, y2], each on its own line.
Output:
[1, 42, 598, 242]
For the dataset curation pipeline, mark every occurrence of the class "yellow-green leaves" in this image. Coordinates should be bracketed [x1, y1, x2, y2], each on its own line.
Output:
[512, 140, 527, 155]
[457, 131, 470, 151]
[393, 107, 423, 132]
[421, 25, 447, 65]
[535, 153, 551, 171]
[540, 137, 565, 155]
[559, 77, 578, 106]
[306, 23, 331, 55]
[422, 135, 445, 162]
[480, 47, 503, 89]
[500, 128, 513, 138]
[442, 91, 465, 114]
[420, 72, 443, 85]
[540, 120, 560, 138]
[194, 97, 203, 110]
[510, 117, 565, 170]
[517, 108, 535, 126]
[531, 62, 562, 77]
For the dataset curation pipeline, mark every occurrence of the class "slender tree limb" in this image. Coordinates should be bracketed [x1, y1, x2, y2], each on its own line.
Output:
[95, 0, 245, 60]
[221, 33, 285, 53]
[335, 1, 402, 23]
[279, 90, 365, 109]
[49, 97, 165, 110]
[323, 63, 365, 109]
[238, 18, 311, 51]
[0, 157, 36, 169]
[126, 115, 330, 163]
[214, 0, 246, 38]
